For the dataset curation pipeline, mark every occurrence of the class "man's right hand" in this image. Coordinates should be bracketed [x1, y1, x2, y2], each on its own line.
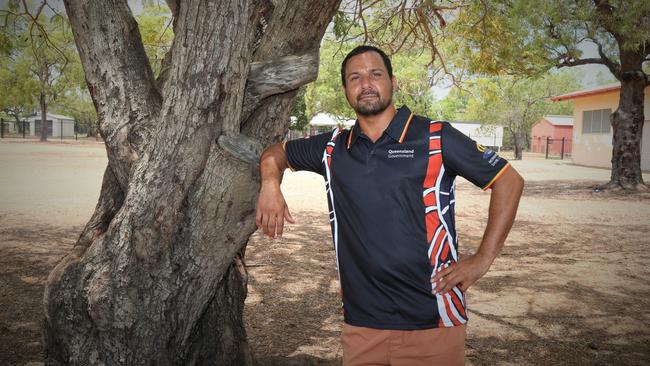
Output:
[255, 184, 295, 238]
[256, 142, 295, 238]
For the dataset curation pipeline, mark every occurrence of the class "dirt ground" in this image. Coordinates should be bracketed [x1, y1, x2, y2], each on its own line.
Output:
[1, 139, 649, 366]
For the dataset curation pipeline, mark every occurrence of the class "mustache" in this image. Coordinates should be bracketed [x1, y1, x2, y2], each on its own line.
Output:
[357, 91, 379, 100]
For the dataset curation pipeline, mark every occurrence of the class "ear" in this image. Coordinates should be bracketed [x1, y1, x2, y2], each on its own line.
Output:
[391, 75, 397, 91]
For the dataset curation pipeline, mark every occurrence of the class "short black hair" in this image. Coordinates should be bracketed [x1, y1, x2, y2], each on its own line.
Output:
[341, 45, 393, 86]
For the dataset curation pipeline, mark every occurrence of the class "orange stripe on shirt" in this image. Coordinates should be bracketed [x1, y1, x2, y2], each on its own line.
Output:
[482, 163, 511, 191]
[347, 126, 354, 149]
[398, 112, 415, 143]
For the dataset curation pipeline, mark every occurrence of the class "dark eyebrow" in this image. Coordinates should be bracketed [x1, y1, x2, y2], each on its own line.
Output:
[348, 69, 384, 78]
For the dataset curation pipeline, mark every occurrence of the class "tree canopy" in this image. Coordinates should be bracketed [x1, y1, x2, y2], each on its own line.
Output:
[452, 0, 650, 78]
[1, 1, 87, 138]
[462, 71, 579, 158]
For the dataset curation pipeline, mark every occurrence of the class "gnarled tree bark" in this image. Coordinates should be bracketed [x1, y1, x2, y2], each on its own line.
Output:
[587, 1, 648, 191]
[607, 68, 648, 191]
[42, 0, 341, 365]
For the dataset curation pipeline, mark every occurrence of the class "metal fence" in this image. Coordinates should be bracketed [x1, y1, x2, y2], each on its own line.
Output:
[0, 118, 88, 141]
[544, 137, 570, 160]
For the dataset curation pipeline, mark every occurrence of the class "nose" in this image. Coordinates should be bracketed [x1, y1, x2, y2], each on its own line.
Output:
[359, 74, 372, 89]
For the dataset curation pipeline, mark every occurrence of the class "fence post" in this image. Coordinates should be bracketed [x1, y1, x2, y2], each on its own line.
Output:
[60, 120, 63, 141]
[1, 118, 4, 138]
[23, 121, 26, 138]
[561, 138, 565, 160]
[545, 136, 550, 159]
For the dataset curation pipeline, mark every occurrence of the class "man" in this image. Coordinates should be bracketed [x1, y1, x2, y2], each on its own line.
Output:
[256, 45, 524, 366]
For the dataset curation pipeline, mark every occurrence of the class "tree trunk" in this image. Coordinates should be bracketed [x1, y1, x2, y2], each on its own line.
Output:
[42, 0, 340, 365]
[606, 71, 648, 191]
[39, 92, 47, 141]
[512, 129, 524, 160]
[9, 111, 23, 134]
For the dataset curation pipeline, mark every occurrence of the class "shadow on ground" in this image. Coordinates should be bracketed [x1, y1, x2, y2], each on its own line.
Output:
[1, 201, 649, 365]
[245, 210, 343, 365]
[0, 223, 77, 365]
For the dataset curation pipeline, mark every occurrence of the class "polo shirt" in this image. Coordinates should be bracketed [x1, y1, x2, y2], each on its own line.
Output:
[285, 105, 510, 330]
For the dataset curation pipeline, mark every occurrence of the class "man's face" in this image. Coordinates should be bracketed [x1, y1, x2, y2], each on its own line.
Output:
[343, 51, 396, 117]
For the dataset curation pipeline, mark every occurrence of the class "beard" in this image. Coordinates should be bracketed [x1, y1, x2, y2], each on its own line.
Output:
[354, 88, 392, 116]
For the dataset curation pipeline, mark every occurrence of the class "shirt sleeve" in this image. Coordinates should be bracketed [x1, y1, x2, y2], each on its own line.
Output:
[284, 130, 335, 175]
[441, 122, 510, 190]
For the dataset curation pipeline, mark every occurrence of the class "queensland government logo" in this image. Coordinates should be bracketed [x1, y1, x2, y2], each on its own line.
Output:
[387, 148, 414, 159]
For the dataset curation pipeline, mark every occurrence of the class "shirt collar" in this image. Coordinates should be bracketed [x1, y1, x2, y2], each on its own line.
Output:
[347, 106, 415, 149]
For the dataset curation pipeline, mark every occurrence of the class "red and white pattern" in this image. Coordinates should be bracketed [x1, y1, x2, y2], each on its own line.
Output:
[423, 121, 468, 327]
[323, 128, 342, 280]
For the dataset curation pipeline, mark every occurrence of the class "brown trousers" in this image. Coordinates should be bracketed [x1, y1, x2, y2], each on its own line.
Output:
[341, 323, 466, 366]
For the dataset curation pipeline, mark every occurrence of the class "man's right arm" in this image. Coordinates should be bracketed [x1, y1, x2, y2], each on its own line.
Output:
[256, 130, 334, 237]
[256, 143, 295, 238]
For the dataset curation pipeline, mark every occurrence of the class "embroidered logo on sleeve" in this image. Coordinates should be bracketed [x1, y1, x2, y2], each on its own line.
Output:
[477, 143, 501, 166]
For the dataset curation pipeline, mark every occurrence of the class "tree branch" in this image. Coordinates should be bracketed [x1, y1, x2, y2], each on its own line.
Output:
[241, 51, 320, 123]
[240, 0, 341, 147]
[62, 0, 161, 187]
[356, 0, 369, 44]
[558, 57, 613, 68]
[592, 0, 624, 45]
[589, 36, 620, 77]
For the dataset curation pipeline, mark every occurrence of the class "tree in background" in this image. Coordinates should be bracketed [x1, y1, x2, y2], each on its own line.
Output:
[391, 51, 437, 117]
[136, 3, 173, 77]
[0, 48, 39, 133]
[305, 38, 355, 120]
[1, 1, 78, 141]
[463, 72, 578, 159]
[429, 87, 470, 121]
[453, 0, 650, 190]
[52, 33, 97, 136]
[289, 87, 310, 132]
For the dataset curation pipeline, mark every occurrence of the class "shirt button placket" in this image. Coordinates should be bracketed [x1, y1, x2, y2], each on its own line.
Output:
[366, 147, 375, 168]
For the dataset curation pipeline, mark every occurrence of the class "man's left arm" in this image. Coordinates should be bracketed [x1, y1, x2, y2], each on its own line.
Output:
[431, 166, 524, 295]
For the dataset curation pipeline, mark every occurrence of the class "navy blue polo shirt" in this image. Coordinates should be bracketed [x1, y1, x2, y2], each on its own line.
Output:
[285, 106, 510, 330]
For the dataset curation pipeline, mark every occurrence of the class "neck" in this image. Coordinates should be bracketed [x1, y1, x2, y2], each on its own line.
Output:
[357, 104, 397, 143]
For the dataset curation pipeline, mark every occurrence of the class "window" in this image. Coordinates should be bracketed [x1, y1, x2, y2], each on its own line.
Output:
[582, 109, 611, 134]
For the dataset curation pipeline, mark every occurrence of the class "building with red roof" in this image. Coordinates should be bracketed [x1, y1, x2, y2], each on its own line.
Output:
[531, 115, 573, 155]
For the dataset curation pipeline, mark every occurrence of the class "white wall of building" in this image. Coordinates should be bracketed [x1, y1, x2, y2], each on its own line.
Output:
[451, 122, 504, 148]
[27, 114, 75, 137]
[570, 88, 650, 171]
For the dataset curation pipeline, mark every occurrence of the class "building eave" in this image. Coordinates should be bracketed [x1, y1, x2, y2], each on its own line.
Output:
[551, 82, 621, 102]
